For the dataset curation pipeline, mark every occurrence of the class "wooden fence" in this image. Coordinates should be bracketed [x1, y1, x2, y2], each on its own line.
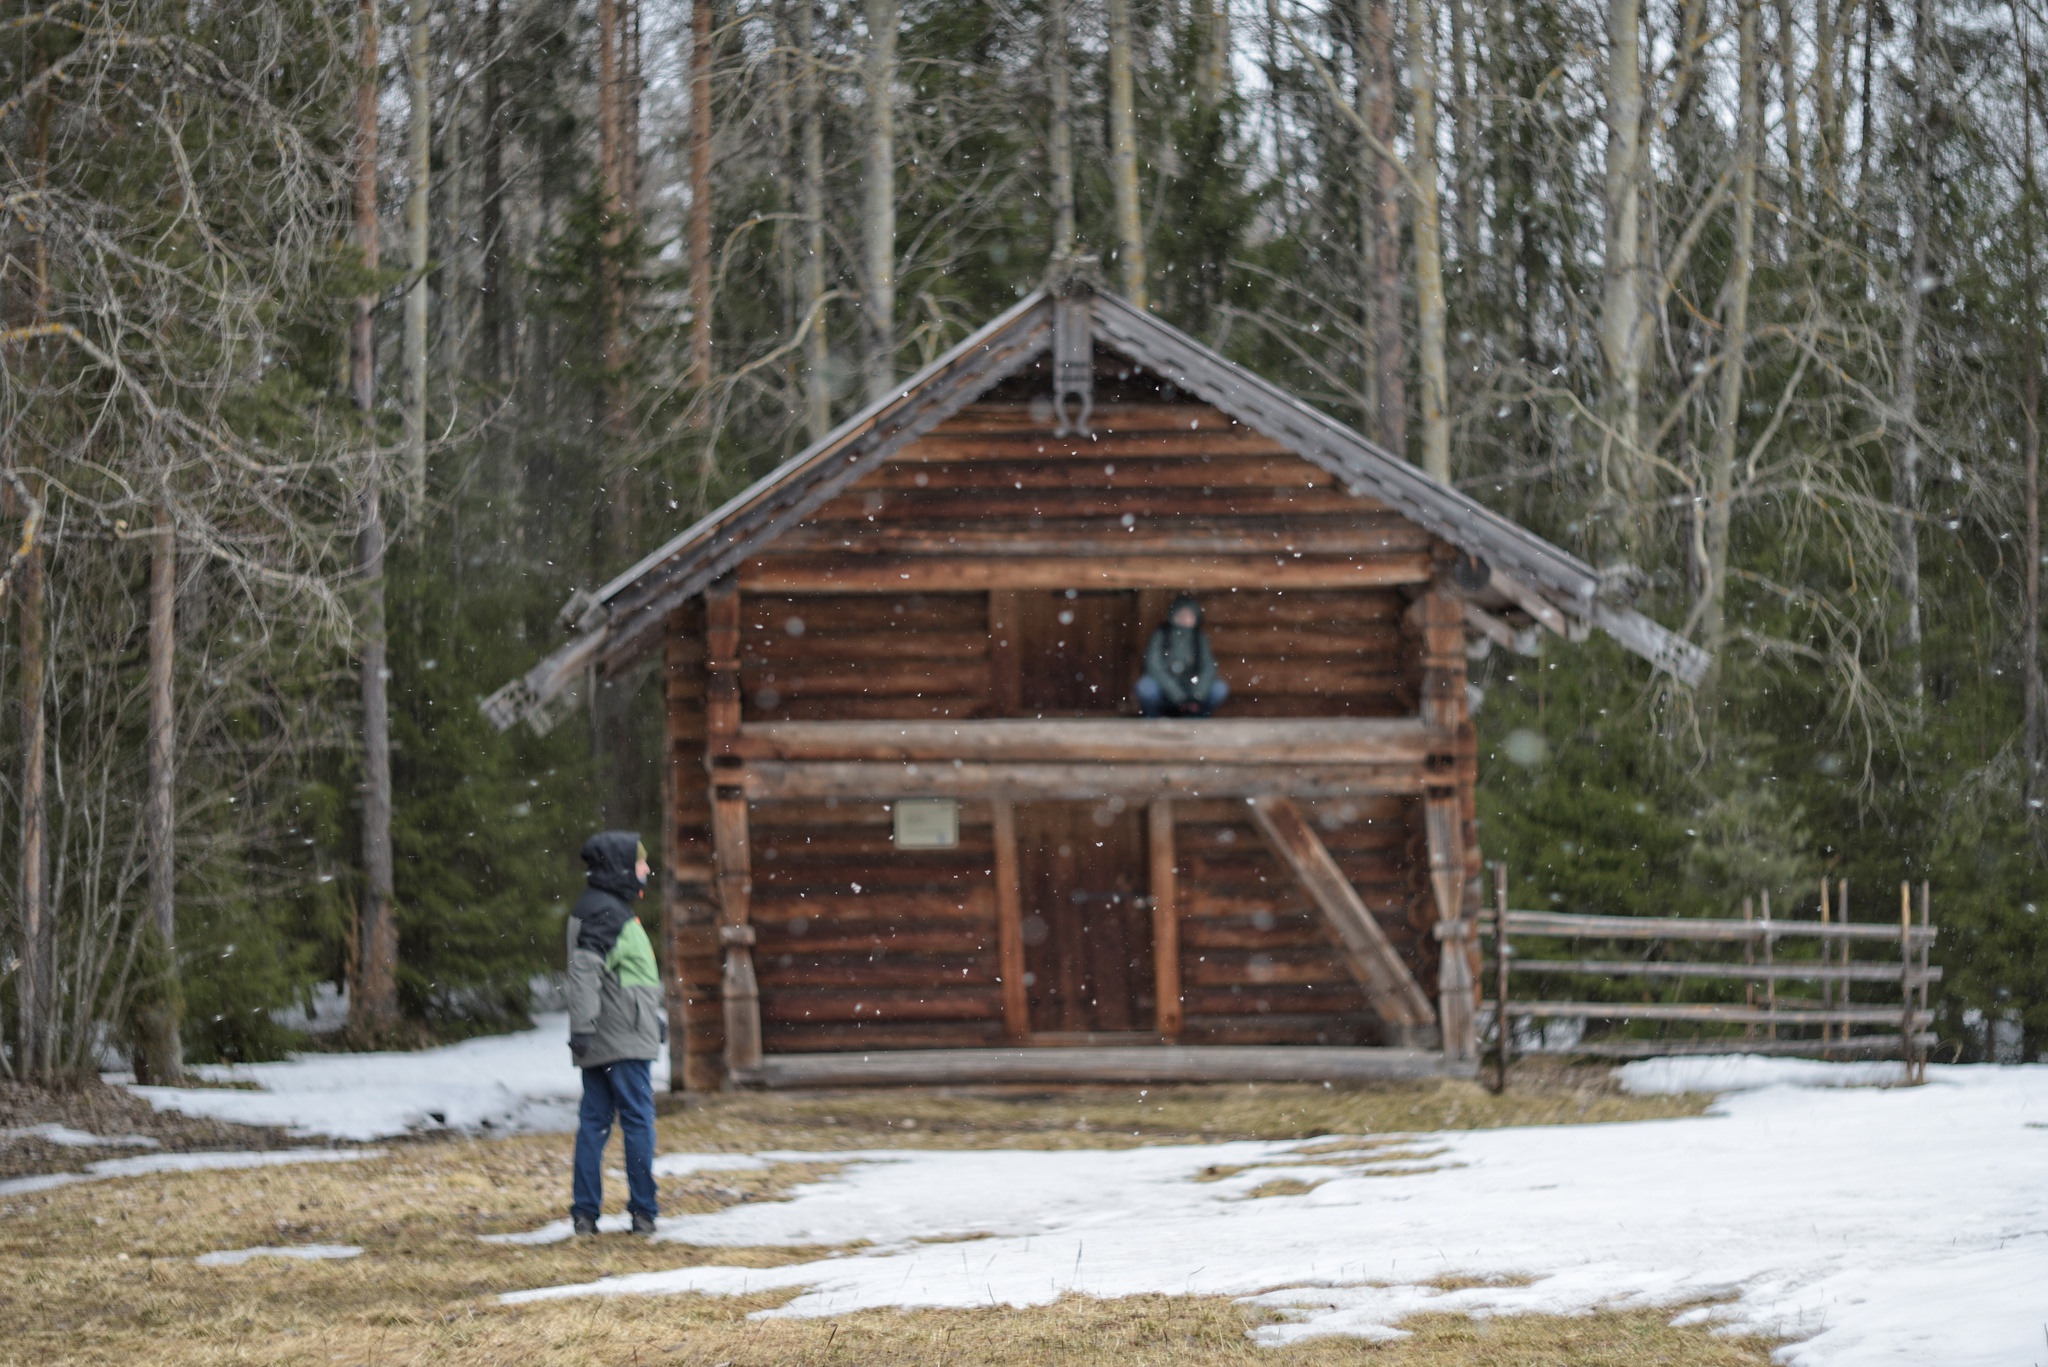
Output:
[1479, 866, 1939, 1085]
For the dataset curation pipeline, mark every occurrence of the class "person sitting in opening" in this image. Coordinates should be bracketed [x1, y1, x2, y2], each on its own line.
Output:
[1137, 594, 1229, 717]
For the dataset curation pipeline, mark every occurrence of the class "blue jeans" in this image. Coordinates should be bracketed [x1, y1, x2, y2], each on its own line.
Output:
[1136, 675, 1230, 717]
[572, 1059, 658, 1221]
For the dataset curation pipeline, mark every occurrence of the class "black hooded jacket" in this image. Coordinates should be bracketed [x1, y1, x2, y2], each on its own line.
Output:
[573, 830, 643, 957]
[565, 830, 665, 1066]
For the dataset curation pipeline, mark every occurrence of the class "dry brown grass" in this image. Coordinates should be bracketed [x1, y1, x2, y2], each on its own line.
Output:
[646, 1067, 1707, 1154]
[0, 1069, 1754, 1365]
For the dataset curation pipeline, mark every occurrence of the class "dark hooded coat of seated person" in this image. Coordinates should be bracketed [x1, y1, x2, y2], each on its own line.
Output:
[1137, 593, 1229, 717]
[566, 830, 666, 1236]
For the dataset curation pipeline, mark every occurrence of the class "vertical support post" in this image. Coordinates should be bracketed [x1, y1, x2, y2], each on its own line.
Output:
[1838, 878, 1852, 1046]
[992, 797, 1028, 1039]
[1425, 791, 1475, 1061]
[1408, 584, 1481, 1061]
[705, 579, 761, 1081]
[1493, 861, 1510, 1093]
[1762, 890, 1776, 1042]
[1742, 896, 1755, 1042]
[1149, 798, 1182, 1039]
[1826, 877, 1843, 1049]
[1898, 879, 1913, 1080]
[1917, 880, 1931, 1083]
[661, 625, 689, 1089]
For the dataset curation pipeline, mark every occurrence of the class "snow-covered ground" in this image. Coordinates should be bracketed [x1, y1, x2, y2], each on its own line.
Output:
[108, 1021, 2046, 1363]
[126, 1013, 658, 1141]
[496, 1061, 2047, 1367]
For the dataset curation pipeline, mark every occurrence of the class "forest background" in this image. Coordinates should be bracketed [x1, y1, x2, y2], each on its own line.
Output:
[3, 0, 2042, 1083]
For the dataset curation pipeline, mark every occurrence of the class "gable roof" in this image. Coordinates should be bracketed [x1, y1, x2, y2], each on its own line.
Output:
[483, 287, 1706, 732]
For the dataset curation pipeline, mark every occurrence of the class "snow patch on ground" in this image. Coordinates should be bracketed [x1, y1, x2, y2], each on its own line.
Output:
[500, 1064, 2048, 1367]
[1616, 1054, 1910, 1096]
[0, 1124, 159, 1150]
[0, 1147, 386, 1198]
[196, 1243, 363, 1267]
[125, 1014, 665, 1140]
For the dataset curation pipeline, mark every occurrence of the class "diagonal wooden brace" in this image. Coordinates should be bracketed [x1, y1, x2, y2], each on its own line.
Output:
[1248, 795, 1438, 1047]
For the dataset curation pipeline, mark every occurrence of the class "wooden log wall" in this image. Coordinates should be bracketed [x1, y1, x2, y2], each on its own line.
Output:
[662, 599, 721, 1091]
[749, 798, 1007, 1053]
[1175, 796, 1428, 1046]
[656, 389, 1478, 1079]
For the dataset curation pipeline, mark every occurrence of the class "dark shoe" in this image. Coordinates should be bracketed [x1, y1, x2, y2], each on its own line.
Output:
[630, 1211, 657, 1236]
[572, 1213, 599, 1237]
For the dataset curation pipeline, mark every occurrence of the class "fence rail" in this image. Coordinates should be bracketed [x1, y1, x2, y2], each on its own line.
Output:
[1481, 870, 1936, 1085]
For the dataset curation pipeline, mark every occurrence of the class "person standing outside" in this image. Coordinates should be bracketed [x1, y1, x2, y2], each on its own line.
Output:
[566, 830, 666, 1235]
[1137, 594, 1228, 717]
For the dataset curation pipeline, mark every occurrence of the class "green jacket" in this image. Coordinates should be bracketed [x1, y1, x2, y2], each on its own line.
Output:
[567, 831, 666, 1068]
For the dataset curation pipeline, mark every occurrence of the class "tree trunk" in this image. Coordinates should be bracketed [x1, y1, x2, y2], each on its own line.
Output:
[403, 0, 431, 516]
[132, 503, 183, 1085]
[1362, 0, 1404, 455]
[349, 0, 399, 1038]
[480, 0, 506, 386]
[1447, 0, 1479, 270]
[594, 0, 646, 828]
[1048, 0, 1077, 258]
[1892, 0, 1930, 702]
[15, 503, 48, 1080]
[690, 0, 714, 403]
[1105, 0, 1147, 306]
[1775, 0, 1804, 229]
[863, 0, 898, 402]
[1814, 0, 1839, 203]
[798, 0, 830, 441]
[1192, 0, 1228, 109]
[2024, 20, 2041, 815]
[1407, 0, 1451, 483]
[596, 0, 635, 556]
[1601, 0, 1647, 513]
[1698, 0, 1758, 659]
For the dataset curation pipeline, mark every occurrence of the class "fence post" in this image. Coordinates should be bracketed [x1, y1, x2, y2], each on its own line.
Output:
[1742, 896, 1755, 1042]
[1838, 879, 1851, 1051]
[1819, 876, 1833, 1053]
[1762, 891, 1776, 1042]
[1898, 880, 1913, 1079]
[1916, 881, 1932, 1082]
[1494, 861, 1510, 1094]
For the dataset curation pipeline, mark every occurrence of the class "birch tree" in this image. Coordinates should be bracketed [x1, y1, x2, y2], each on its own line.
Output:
[1106, 0, 1149, 305]
[864, 0, 899, 398]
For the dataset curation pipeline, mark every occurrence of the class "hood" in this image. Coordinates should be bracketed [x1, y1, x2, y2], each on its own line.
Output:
[581, 830, 644, 902]
[1168, 593, 1203, 629]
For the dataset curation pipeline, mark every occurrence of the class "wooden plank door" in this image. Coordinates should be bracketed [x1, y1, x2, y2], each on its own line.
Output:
[1010, 590, 1138, 716]
[1016, 801, 1156, 1035]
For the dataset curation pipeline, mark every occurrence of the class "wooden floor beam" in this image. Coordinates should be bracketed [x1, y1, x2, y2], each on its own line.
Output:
[1248, 794, 1438, 1046]
[735, 717, 1444, 765]
[744, 760, 1428, 802]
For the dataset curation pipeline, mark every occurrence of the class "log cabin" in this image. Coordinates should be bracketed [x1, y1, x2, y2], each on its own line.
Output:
[484, 281, 1707, 1091]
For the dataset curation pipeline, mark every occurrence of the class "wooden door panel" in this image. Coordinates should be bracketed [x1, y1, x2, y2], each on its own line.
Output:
[1016, 801, 1154, 1033]
[1013, 590, 1137, 716]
